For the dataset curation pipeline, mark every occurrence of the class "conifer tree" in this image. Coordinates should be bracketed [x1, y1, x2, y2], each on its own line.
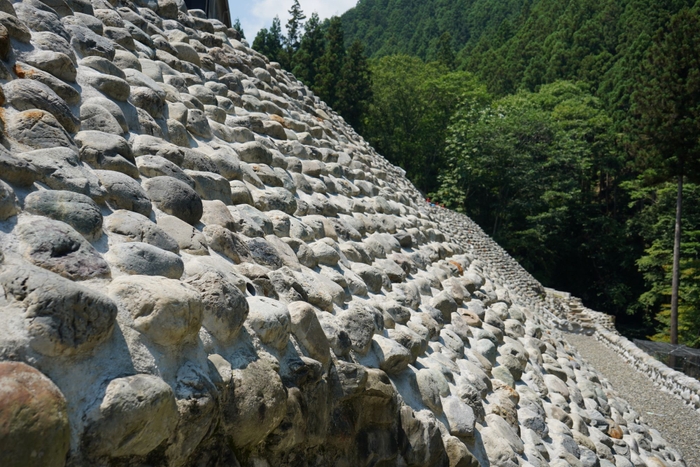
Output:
[337, 40, 373, 129]
[292, 13, 325, 87]
[232, 18, 245, 39]
[314, 16, 346, 109]
[436, 32, 455, 70]
[632, 7, 700, 344]
[285, 0, 306, 68]
[253, 16, 284, 64]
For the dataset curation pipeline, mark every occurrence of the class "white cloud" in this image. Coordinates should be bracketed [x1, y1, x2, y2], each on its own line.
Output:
[230, 0, 356, 41]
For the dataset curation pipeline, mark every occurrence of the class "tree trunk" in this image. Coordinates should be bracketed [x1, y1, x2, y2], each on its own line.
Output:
[670, 175, 683, 346]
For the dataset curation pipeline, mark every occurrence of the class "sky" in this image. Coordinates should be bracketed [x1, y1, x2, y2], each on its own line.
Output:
[229, 0, 358, 42]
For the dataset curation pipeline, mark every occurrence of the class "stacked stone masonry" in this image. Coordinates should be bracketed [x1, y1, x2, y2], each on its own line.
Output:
[0, 0, 690, 466]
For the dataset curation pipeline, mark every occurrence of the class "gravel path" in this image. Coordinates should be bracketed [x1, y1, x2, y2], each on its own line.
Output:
[565, 333, 700, 467]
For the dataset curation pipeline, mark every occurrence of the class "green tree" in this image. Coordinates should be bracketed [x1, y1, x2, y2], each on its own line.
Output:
[252, 16, 284, 63]
[436, 32, 456, 70]
[232, 18, 245, 39]
[336, 40, 373, 130]
[630, 7, 700, 344]
[314, 16, 346, 108]
[435, 82, 634, 312]
[284, 0, 306, 69]
[362, 55, 488, 193]
[627, 181, 700, 347]
[292, 12, 325, 86]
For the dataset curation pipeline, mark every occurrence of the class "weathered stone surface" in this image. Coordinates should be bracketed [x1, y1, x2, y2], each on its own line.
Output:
[7, 110, 77, 150]
[144, 176, 203, 225]
[108, 275, 203, 346]
[79, 103, 124, 134]
[157, 214, 209, 255]
[0, 264, 117, 356]
[104, 210, 178, 253]
[22, 50, 77, 83]
[288, 301, 331, 366]
[75, 131, 138, 177]
[372, 333, 412, 375]
[0, 150, 40, 187]
[84, 374, 178, 458]
[13, 62, 80, 105]
[95, 170, 152, 217]
[443, 395, 476, 438]
[246, 296, 291, 350]
[15, 218, 110, 280]
[105, 242, 184, 279]
[15, 148, 106, 201]
[184, 169, 232, 204]
[185, 268, 249, 342]
[66, 24, 115, 59]
[24, 190, 103, 241]
[399, 406, 448, 467]
[0, 362, 70, 467]
[223, 359, 287, 448]
[203, 224, 250, 263]
[0, 180, 19, 220]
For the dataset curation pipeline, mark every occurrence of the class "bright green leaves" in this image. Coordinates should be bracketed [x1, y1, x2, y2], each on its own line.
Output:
[360, 55, 488, 194]
[435, 81, 633, 311]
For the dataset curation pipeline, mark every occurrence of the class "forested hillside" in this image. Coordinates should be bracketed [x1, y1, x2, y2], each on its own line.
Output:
[342, 0, 693, 101]
[248, 1, 700, 347]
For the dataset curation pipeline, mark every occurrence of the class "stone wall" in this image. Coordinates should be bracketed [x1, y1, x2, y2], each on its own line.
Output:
[0, 0, 689, 466]
[543, 286, 700, 414]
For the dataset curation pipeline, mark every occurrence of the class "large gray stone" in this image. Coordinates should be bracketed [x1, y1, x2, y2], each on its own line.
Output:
[24, 190, 103, 241]
[0, 264, 117, 356]
[83, 72, 130, 101]
[144, 176, 203, 225]
[202, 224, 250, 263]
[78, 103, 125, 135]
[13, 61, 80, 105]
[185, 269, 249, 342]
[15, 148, 106, 201]
[84, 374, 178, 458]
[0, 150, 40, 187]
[372, 334, 412, 375]
[245, 296, 291, 350]
[136, 155, 195, 186]
[108, 275, 203, 346]
[75, 131, 137, 177]
[22, 50, 76, 83]
[65, 24, 115, 59]
[157, 214, 209, 255]
[443, 395, 476, 438]
[15, 218, 110, 280]
[94, 170, 152, 217]
[399, 406, 448, 467]
[7, 110, 77, 151]
[288, 301, 331, 366]
[222, 359, 287, 448]
[0, 180, 19, 221]
[14, 3, 68, 38]
[104, 210, 178, 253]
[184, 170, 232, 204]
[105, 242, 184, 279]
[336, 305, 379, 355]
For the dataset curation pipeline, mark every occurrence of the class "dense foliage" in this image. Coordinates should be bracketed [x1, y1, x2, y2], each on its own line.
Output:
[250, 3, 700, 345]
[252, 11, 373, 131]
[361, 56, 488, 193]
[435, 82, 639, 317]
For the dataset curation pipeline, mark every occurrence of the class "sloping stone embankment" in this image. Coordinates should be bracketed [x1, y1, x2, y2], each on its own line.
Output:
[0, 0, 691, 466]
